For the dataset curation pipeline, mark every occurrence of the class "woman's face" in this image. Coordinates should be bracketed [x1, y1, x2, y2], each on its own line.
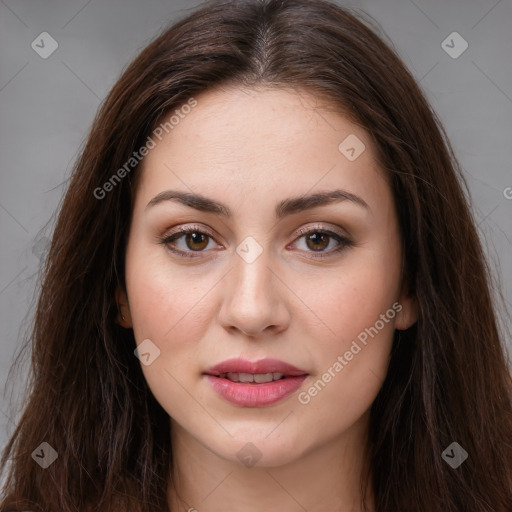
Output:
[118, 85, 416, 467]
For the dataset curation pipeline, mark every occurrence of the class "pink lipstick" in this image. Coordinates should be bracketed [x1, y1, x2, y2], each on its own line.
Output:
[203, 357, 308, 407]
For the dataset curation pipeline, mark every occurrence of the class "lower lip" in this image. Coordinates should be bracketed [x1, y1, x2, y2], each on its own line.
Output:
[204, 375, 308, 407]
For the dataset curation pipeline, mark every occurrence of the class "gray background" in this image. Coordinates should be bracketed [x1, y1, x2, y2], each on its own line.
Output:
[1, 0, 511, 455]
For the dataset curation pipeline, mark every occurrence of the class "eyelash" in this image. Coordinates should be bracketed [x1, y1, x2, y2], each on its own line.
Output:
[158, 224, 353, 260]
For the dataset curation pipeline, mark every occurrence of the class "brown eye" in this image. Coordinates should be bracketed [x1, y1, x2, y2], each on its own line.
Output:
[184, 232, 209, 251]
[305, 232, 330, 251]
[160, 226, 220, 259]
[292, 227, 353, 260]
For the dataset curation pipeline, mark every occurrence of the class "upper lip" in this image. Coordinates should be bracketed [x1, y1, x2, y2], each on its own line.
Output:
[204, 357, 308, 377]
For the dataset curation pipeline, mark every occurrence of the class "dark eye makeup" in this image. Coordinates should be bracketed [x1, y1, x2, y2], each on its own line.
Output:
[157, 223, 354, 260]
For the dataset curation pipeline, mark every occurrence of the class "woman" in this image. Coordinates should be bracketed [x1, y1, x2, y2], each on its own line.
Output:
[1, 0, 511, 510]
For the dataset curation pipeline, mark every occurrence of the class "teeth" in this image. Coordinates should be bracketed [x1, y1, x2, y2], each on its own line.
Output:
[258, 372, 285, 382]
[221, 372, 285, 383]
[253, 373, 275, 383]
[238, 372, 255, 383]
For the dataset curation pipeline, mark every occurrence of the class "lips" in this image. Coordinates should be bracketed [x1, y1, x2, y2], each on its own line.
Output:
[204, 357, 308, 377]
[203, 357, 308, 407]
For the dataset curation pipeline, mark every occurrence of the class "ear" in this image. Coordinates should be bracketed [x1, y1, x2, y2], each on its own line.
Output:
[115, 287, 133, 328]
[395, 284, 418, 331]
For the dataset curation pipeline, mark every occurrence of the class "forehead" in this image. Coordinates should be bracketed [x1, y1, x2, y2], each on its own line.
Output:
[135, 85, 389, 212]
[148, 85, 363, 157]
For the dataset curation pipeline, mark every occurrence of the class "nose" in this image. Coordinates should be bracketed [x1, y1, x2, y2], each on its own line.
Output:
[217, 245, 290, 338]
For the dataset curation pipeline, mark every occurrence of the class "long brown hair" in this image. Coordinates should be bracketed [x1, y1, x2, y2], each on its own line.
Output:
[1, 0, 511, 510]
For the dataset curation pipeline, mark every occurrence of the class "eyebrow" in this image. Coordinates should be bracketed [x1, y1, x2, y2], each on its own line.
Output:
[145, 188, 369, 218]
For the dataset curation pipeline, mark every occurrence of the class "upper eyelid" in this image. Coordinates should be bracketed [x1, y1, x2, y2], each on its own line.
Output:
[161, 224, 352, 262]
[163, 224, 349, 251]
[163, 224, 216, 239]
[294, 224, 347, 237]
[165, 223, 346, 241]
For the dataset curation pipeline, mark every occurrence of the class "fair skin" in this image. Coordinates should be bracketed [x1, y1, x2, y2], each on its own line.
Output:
[116, 85, 417, 512]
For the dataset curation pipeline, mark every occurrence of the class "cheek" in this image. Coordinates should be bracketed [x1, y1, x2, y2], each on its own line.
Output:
[124, 249, 214, 417]
[294, 266, 398, 432]
[298, 249, 401, 347]
[293, 239, 401, 410]
[125, 239, 215, 343]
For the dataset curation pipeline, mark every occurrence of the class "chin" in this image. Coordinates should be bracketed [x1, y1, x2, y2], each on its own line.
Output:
[208, 430, 308, 468]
